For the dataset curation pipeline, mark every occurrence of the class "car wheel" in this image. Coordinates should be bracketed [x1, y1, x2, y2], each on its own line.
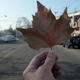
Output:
[63, 45, 65, 47]
[67, 45, 70, 49]
[78, 46, 80, 49]
[72, 46, 75, 48]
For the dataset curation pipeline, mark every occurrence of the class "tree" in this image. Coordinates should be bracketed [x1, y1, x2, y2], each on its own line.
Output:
[6, 25, 16, 37]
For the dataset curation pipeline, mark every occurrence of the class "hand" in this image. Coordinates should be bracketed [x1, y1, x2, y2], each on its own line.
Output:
[23, 50, 62, 80]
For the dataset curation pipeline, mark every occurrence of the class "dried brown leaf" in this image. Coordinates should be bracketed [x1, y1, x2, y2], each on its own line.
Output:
[17, 1, 74, 50]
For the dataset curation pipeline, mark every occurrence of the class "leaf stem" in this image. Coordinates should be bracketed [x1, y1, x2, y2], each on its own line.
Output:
[50, 46, 52, 50]
[48, 39, 52, 50]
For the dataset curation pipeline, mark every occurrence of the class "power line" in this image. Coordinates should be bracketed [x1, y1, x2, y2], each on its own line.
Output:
[75, 4, 80, 9]
[62, 0, 78, 13]
[0, 20, 16, 22]
[66, 0, 73, 7]
[67, 0, 78, 8]
[0, 20, 29, 22]
[69, 4, 80, 12]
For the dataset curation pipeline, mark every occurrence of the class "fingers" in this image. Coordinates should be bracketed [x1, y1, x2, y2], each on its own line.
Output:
[43, 51, 57, 71]
[53, 70, 62, 78]
[52, 63, 61, 71]
[27, 50, 49, 70]
[23, 50, 61, 79]
[39, 54, 58, 66]
[23, 51, 49, 76]
[52, 63, 62, 78]
[27, 50, 58, 70]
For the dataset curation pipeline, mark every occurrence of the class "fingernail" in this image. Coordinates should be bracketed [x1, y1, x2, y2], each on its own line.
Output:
[48, 51, 55, 58]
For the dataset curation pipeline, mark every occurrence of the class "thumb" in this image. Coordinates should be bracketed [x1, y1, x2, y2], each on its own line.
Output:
[43, 51, 56, 71]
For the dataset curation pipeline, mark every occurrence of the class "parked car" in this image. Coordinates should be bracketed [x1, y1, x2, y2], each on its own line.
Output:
[15, 38, 20, 41]
[63, 35, 80, 49]
[5, 37, 12, 43]
[12, 38, 16, 41]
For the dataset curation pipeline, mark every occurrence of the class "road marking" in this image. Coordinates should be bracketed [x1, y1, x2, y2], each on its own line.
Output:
[0, 49, 16, 62]
[2, 51, 9, 53]
[0, 44, 27, 62]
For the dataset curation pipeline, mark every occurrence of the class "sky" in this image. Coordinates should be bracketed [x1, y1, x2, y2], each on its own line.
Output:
[0, 0, 80, 30]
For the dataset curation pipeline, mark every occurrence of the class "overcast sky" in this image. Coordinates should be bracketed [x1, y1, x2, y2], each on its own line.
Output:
[0, 0, 80, 30]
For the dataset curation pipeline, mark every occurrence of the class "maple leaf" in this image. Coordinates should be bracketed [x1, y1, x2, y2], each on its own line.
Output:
[17, 1, 74, 50]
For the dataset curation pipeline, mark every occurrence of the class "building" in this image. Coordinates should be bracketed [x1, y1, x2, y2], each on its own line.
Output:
[56, 11, 80, 36]
[68, 11, 80, 24]
[56, 11, 80, 27]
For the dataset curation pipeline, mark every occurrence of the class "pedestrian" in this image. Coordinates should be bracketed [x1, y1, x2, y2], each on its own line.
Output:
[23, 50, 62, 80]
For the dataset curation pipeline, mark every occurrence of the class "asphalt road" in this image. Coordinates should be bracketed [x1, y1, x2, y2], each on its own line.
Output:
[0, 40, 80, 80]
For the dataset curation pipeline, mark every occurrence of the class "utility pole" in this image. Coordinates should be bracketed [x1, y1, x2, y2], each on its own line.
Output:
[16, 28, 17, 38]
[0, 26, 2, 37]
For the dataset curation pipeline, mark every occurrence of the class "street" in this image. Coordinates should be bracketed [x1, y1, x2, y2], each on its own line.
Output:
[0, 40, 80, 80]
